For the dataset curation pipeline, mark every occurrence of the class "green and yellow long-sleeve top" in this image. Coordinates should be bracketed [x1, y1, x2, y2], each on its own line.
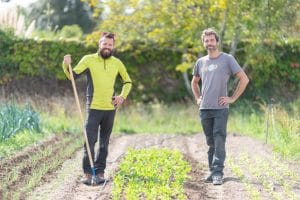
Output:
[62, 53, 132, 110]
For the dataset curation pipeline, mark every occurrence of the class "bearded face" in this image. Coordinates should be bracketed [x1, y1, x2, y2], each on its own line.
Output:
[99, 48, 113, 59]
[203, 35, 218, 52]
[205, 44, 217, 51]
[98, 37, 114, 59]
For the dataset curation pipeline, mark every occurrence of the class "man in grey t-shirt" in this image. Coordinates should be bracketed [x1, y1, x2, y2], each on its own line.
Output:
[191, 28, 249, 185]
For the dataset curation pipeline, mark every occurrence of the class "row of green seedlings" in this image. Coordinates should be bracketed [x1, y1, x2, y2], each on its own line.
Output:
[112, 148, 191, 200]
[227, 153, 299, 200]
[227, 157, 261, 200]
[0, 103, 40, 141]
[0, 133, 82, 200]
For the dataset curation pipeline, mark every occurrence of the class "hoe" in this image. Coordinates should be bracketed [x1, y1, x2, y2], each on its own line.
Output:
[68, 63, 99, 186]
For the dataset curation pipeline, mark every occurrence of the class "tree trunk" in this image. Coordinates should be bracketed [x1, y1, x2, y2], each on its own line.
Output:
[183, 71, 193, 97]
[219, 7, 228, 51]
[229, 30, 239, 57]
[228, 28, 244, 94]
[181, 48, 193, 97]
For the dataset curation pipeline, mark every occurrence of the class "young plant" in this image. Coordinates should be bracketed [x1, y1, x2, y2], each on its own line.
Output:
[112, 148, 191, 200]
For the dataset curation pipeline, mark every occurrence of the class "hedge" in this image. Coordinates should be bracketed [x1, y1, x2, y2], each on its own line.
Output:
[0, 30, 299, 103]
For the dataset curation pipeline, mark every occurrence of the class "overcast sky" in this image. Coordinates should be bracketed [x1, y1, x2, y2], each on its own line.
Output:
[0, 0, 37, 12]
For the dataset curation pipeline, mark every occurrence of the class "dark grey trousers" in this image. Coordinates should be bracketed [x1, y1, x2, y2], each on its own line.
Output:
[83, 109, 116, 175]
[200, 108, 229, 177]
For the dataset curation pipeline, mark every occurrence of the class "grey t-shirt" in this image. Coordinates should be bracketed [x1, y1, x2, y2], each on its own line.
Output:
[193, 52, 242, 109]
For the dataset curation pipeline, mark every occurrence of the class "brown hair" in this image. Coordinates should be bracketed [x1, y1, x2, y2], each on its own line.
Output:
[201, 28, 219, 42]
[99, 32, 115, 43]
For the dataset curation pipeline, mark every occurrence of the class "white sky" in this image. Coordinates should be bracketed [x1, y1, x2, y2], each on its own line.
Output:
[0, 0, 37, 12]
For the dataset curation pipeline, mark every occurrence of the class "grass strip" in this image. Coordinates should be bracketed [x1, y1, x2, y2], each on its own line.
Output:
[113, 103, 200, 135]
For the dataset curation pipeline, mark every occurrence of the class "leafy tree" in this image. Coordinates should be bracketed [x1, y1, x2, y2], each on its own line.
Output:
[86, 0, 300, 98]
[59, 24, 83, 40]
[24, 0, 96, 33]
[80, 0, 105, 18]
[92, 0, 298, 54]
[91, 0, 209, 95]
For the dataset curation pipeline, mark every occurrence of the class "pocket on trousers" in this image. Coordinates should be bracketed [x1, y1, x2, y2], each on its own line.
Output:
[200, 110, 208, 120]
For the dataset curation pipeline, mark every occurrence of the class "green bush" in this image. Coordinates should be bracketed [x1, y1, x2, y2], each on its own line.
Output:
[0, 30, 18, 83]
[0, 33, 186, 102]
[59, 25, 83, 40]
[0, 29, 299, 103]
[12, 39, 94, 80]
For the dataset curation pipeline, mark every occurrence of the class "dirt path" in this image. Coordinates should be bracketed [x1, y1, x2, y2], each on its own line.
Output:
[27, 133, 300, 200]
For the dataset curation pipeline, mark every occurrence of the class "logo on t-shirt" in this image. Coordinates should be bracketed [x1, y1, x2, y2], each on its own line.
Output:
[208, 64, 218, 71]
[202, 64, 218, 72]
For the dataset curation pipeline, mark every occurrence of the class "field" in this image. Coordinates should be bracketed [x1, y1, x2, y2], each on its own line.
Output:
[0, 93, 299, 200]
[2, 133, 300, 199]
[1, 0, 299, 199]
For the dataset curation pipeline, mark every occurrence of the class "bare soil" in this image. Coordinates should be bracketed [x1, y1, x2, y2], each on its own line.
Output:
[1, 73, 299, 200]
[0, 132, 81, 200]
[20, 133, 300, 200]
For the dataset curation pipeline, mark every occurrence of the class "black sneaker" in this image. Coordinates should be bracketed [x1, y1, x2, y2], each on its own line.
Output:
[204, 174, 213, 183]
[212, 175, 223, 185]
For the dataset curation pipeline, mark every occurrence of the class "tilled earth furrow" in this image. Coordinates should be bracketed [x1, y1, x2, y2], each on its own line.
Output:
[6, 133, 300, 200]
[0, 132, 82, 199]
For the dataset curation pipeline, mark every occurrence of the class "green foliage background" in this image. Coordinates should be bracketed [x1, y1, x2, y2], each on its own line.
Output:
[0, 30, 299, 103]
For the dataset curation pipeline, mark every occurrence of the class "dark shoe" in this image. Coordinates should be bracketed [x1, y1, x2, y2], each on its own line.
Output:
[81, 174, 92, 185]
[94, 173, 106, 184]
[97, 172, 104, 179]
[212, 175, 223, 185]
[204, 174, 213, 183]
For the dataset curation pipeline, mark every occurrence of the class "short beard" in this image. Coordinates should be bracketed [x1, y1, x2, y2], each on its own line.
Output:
[206, 45, 217, 51]
[98, 48, 113, 59]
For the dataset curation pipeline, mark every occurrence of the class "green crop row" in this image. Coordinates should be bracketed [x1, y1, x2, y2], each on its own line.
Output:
[112, 148, 191, 200]
[227, 153, 299, 200]
[0, 132, 82, 199]
[0, 100, 81, 158]
[0, 103, 40, 141]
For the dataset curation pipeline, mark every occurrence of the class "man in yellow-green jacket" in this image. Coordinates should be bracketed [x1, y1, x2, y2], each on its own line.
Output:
[62, 32, 132, 185]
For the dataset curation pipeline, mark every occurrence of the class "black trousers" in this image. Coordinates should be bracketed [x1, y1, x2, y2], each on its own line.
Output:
[83, 109, 116, 175]
[200, 108, 229, 177]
